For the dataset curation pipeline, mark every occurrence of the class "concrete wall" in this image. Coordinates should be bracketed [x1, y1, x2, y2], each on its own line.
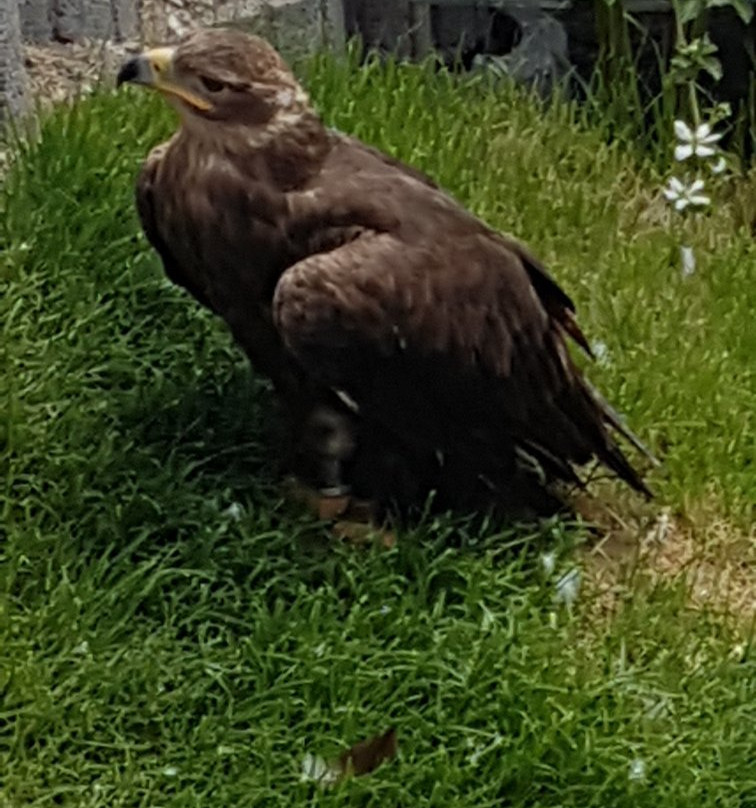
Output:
[0, 0, 347, 123]
[0, 0, 28, 120]
[15, 0, 345, 45]
[20, 0, 139, 42]
[142, 0, 344, 56]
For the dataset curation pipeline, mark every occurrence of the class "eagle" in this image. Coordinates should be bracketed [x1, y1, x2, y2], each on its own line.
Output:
[116, 28, 653, 520]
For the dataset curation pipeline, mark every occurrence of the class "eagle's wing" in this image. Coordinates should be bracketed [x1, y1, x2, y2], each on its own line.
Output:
[276, 172, 650, 495]
[135, 144, 216, 312]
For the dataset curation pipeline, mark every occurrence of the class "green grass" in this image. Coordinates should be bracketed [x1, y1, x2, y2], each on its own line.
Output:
[1, 53, 754, 805]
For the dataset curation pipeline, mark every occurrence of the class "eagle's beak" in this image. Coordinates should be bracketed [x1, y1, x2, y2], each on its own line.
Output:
[116, 47, 211, 111]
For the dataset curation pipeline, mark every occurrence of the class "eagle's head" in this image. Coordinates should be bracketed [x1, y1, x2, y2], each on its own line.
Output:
[117, 29, 312, 135]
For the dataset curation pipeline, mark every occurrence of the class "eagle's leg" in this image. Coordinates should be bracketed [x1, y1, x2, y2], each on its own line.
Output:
[283, 404, 393, 546]
[317, 457, 349, 497]
[283, 403, 360, 520]
[301, 404, 355, 496]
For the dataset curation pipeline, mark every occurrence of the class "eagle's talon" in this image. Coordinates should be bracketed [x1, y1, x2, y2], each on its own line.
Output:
[317, 484, 351, 498]
[332, 520, 396, 549]
[283, 476, 352, 520]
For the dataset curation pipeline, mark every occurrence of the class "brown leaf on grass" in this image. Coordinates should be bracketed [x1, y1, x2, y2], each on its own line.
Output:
[337, 728, 398, 778]
[301, 729, 398, 788]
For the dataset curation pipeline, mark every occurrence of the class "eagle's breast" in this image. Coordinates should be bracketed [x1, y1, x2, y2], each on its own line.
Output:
[153, 139, 295, 319]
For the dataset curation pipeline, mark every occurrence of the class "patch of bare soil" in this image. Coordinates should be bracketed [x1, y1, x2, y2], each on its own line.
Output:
[577, 487, 755, 623]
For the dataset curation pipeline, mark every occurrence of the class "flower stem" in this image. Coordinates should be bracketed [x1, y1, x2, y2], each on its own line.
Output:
[671, 0, 701, 127]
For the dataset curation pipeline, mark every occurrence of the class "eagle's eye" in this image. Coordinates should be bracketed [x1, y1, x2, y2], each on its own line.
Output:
[199, 75, 225, 93]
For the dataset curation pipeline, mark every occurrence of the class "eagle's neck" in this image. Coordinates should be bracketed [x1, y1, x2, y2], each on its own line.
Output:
[178, 108, 329, 190]
[255, 109, 331, 188]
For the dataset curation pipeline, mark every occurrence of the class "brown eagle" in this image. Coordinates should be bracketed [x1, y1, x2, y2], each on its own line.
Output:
[117, 28, 653, 519]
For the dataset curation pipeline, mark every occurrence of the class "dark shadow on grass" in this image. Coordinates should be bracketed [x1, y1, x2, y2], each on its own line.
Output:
[116, 360, 285, 497]
[38, 340, 580, 641]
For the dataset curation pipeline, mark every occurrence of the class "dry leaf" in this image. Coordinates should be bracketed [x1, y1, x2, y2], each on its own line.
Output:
[301, 728, 398, 789]
[336, 727, 398, 777]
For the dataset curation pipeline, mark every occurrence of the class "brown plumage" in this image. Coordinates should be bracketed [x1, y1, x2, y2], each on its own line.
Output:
[117, 28, 653, 517]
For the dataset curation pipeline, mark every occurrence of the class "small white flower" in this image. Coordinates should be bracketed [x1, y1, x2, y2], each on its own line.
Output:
[663, 177, 711, 212]
[591, 340, 611, 367]
[645, 507, 671, 544]
[222, 502, 244, 521]
[72, 640, 90, 655]
[554, 568, 581, 607]
[379, 605, 391, 615]
[729, 643, 746, 661]
[628, 757, 646, 782]
[162, 765, 178, 777]
[674, 120, 722, 161]
[540, 551, 557, 576]
[300, 753, 327, 782]
[300, 753, 340, 785]
[710, 156, 727, 175]
[680, 246, 696, 278]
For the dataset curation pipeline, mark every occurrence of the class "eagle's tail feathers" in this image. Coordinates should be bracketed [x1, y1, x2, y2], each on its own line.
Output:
[577, 381, 656, 498]
[587, 382, 658, 465]
[600, 439, 654, 498]
[517, 440, 584, 488]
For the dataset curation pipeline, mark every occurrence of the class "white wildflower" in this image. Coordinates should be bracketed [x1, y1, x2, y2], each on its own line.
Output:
[663, 177, 711, 212]
[540, 551, 557, 576]
[729, 643, 746, 662]
[646, 507, 671, 543]
[591, 340, 611, 367]
[72, 640, 90, 655]
[710, 156, 727, 175]
[300, 753, 340, 786]
[554, 568, 581, 607]
[628, 757, 646, 782]
[222, 502, 244, 521]
[673, 120, 722, 161]
[162, 765, 178, 777]
[680, 246, 696, 278]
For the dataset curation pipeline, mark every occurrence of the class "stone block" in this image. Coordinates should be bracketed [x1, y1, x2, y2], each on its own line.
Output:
[262, 0, 323, 62]
[82, 0, 114, 38]
[349, 0, 413, 57]
[112, 0, 138, 40]
[20, 0, 52, 42]
[217, 1, 346, 61]
[51, 0, 84, 42]
[321, 0, 346, 50]
[0, 0, 29, 119]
